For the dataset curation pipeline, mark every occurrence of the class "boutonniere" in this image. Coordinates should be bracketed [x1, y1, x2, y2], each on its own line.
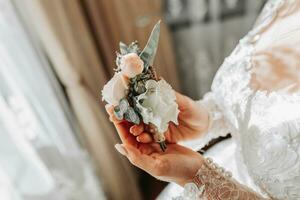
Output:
[102, 21, 179, 151]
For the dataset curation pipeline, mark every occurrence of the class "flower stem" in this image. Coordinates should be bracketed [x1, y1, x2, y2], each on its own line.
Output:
[159, 141, 167, 152]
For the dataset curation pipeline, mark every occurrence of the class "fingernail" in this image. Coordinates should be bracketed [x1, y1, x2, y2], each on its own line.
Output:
[129, 126, 135, 134]
[115, 144, 127, 156]
[105, 104, 112, 113]
[136, 136, 140, 142]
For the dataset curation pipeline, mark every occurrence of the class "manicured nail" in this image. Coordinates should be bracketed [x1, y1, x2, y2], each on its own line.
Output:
[136, 136, 140, 142]
[115, 144, 127, 156]
[105, 104, 110, 111]
[129, 126, 135, 134]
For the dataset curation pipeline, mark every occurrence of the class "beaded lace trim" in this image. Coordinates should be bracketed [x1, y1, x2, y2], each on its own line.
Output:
[173, 158, 267, 200]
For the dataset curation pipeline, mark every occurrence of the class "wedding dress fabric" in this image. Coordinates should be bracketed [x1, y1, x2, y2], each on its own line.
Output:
[174, 0, 300, 199]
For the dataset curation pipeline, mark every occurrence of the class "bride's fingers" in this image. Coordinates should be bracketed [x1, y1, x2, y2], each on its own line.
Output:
[122, 144, 155, 172]
[105, 105, 121, 123]
[138, 143, 157, 154]
[105, 104, 113, 115]
[115, 121, 137, 146]
[105, 105, 137, 146]
[136, 133, 153, 143]
[130, 124, 144, 136]
[175, 92, 189, 110]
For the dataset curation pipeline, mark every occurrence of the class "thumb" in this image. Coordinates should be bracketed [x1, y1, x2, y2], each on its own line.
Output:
[175, 92, 193, 110]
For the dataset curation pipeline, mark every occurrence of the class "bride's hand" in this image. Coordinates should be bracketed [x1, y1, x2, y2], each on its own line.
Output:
[106, 107, 204, 185]
[127, 92, 209, 143]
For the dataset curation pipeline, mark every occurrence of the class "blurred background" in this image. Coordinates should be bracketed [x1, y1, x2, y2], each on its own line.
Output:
[0, 0, 266, 199]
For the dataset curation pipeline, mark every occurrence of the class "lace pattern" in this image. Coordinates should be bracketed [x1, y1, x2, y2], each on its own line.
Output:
[195, 92, 232, 149]
[174, 158, 267, 200]
[178, 0, 300, 199]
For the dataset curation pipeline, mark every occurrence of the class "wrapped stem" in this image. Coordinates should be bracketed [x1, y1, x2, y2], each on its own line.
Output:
[145, 67, 168, 152]
[159, 141, 167, 152]
[148, 123, 167, 151]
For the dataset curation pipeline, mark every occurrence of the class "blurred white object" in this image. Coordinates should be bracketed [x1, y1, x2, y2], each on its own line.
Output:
[0, 0, 105, 199]
[137, 79, 179, 133]
[102, 72, 128, 106]
[160, 0, 300, 199]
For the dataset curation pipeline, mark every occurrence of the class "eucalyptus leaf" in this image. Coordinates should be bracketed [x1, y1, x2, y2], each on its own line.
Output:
[119, 98, 129, 113]
[127, 41, 140, 54]
[139, 20, 161, 70]
[124, 107, 140, 124]
[113, 106, 124, 120]
[119, 42, 128, 54]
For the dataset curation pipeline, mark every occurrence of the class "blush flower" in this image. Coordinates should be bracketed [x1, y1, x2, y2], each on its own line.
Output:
[102, 72, 128, 105]
[120, 53, 144, 78]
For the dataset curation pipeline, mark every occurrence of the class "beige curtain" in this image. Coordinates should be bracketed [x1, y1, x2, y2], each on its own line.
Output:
[16, 0, 179, 199]
[81, 0, 180, 90]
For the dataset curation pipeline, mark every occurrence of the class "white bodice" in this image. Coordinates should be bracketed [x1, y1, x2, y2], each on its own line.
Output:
[205, 0, 300, 199]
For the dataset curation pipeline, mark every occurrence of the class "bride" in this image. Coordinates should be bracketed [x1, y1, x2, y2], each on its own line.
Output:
[106, 0, 300, 199]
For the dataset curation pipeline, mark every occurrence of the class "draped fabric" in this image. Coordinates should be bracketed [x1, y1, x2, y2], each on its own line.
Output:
[160, 0, 300, 199]
[81, 0, 180, 89]
[0, 0, 105, 199]
[13, 0, 180, 199]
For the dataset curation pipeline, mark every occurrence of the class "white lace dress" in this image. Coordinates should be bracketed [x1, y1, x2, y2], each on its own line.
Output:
[170, 0, 300, 199]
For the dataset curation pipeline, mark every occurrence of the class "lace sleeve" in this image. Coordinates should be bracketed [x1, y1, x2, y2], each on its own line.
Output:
[195, 92, 231, 149]
[174, 157, 269, 200]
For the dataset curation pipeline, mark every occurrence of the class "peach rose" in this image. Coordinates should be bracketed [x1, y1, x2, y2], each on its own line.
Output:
[120, 53, 144, 78]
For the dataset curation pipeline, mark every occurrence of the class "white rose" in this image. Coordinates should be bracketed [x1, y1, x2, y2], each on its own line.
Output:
[136, 79, 179, 133]
[120, 53, 144, 78]
[102, 72, 128, 105]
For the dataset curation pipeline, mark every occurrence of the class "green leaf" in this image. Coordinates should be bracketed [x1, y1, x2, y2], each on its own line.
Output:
[139, 20, 161, 70]
[127, 41, 140, 54]
[113, 106, 124, 120]
[119, 98, 129, 113]
[124, 107, 140, 124]
[113, 98, 130, 120]
[119, 42, 128, 54]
